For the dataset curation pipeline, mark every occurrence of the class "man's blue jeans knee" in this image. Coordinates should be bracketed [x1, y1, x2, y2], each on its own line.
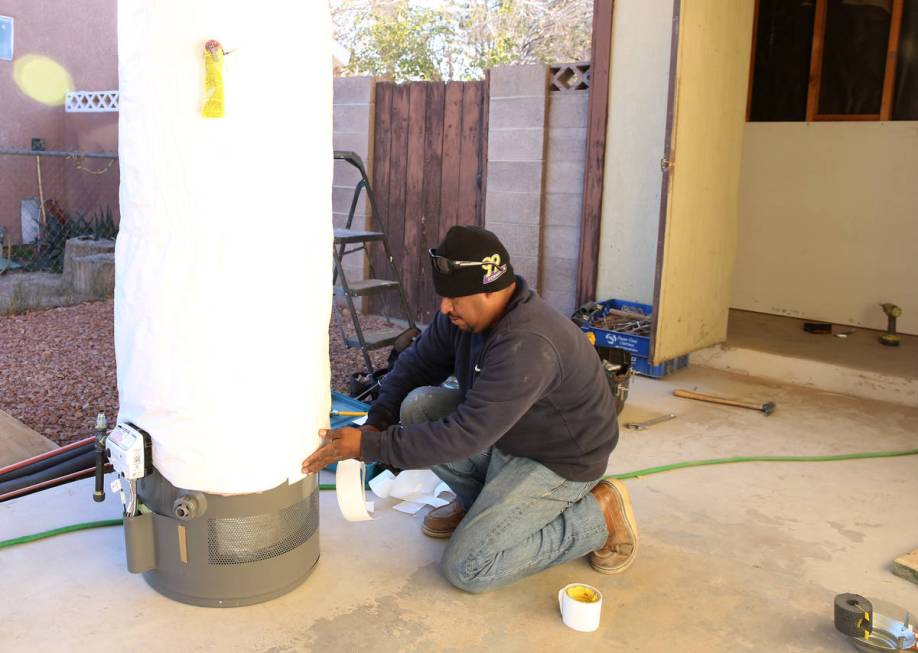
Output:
[398, 386, 610, 593]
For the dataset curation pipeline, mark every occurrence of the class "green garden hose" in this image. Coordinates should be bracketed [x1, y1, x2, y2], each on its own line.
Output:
[605, 447, 918, 480]
[3, 447, 917, 550]
[0, 518, 123, 549]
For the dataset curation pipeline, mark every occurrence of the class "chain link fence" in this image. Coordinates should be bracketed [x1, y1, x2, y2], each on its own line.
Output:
[0, 146, 120, 274]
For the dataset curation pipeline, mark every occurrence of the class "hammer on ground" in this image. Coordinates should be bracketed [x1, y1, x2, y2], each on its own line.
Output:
[673, 389, 776, 416]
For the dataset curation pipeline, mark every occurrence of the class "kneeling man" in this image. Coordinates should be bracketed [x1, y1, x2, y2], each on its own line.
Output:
[303, 225, 637, 593]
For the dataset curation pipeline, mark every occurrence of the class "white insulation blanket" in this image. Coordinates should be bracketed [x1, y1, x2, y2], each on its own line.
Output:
[115, 1, 332, 494]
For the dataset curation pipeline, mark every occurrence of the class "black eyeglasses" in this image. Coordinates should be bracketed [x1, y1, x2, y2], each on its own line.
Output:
[428, 248, 483, 274]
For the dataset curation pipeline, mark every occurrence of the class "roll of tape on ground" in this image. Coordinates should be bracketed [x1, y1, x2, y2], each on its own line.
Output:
[834, 593, 873, 638]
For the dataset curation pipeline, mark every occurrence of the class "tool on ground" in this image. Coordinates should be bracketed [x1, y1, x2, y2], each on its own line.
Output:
[673, 389, 776, 416]
[879, 303, 902, 347]
[804, 321, 833, 334]
[835, 593, 874, 639]
[625, 414, 677, 431]
[834, 593, 917, 651]
[330, 410, 367, 417]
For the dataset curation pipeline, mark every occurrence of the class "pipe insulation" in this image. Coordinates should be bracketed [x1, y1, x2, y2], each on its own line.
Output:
[115, 1, 332, 494]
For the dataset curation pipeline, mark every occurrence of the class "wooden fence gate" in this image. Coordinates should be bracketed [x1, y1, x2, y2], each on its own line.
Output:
[370, 79, 489, 324]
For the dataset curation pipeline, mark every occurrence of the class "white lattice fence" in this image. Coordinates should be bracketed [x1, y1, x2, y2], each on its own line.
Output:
[65, 91, 120, 113]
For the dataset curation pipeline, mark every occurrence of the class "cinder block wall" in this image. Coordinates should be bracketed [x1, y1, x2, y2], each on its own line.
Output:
[332, 77, 375, 292]
[542, 90, 589, 316]
[483, 65, 548, 291]
[482, 65, 589, 317]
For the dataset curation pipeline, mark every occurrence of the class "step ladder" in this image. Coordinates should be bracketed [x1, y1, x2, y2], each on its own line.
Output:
[332, 151, 418, 378]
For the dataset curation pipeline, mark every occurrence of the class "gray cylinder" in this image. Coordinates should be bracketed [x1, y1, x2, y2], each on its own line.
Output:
[133, 469, 320, 607]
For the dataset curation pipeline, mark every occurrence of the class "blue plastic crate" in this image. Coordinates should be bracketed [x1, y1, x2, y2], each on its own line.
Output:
[324, 392, 379, 482]
[579, 299, 688, 378]
[330, 391, 370, 429]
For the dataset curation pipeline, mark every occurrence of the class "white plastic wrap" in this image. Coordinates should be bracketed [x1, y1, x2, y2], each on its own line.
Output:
[115, 1, 332, 494]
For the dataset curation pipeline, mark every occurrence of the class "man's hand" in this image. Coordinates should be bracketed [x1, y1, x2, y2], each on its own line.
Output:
[301, 427, 363, 474]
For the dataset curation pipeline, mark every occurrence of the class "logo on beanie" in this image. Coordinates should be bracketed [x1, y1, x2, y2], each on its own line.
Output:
[481, 253, 507, 285]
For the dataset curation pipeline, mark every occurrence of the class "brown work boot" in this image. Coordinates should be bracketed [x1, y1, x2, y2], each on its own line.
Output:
[421, 500, 466, 539]
[589, 479, 639, 574]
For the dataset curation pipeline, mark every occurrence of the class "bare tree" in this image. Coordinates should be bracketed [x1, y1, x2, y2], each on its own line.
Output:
[330, 0, 593, 81]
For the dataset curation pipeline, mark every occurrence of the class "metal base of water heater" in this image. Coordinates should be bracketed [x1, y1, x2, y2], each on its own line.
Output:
[126, 470, 320, 607]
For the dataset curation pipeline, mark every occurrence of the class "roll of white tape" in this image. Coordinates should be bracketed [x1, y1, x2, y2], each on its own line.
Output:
[335, 459, 372, 521]
[558, 583, 603, 632]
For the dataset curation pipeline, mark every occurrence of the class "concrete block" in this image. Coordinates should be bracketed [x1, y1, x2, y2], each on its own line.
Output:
[72, 253, 115, 297]
[542, 256, 579, 293]
[62, 237, 115, 287]
[334, 76, 375, 105]
[544, 224, 581, 260]
[546, 128, 587, 162]
[333, 211, 371, 230]
[541, 289, 576, 317]
[333, 132, 372, 158]
[333, 104, 373, 134]
[333, 185, 367, 216]
[544, 192, 584, 227]
[547, 93, 590, 128]
[333, 212, 348, 229]
[487, 222, 540, 258]
[485, 190, 541, 225]
[486, 161, 543, 194]
[341, 263, 365, 283]
[488, 128, 544, 162]
[488, 97, 547, 130]
[512, 255, 539, 286]
[489, 64, 548, 98]
[0, 272, 80, 316]
[544, 159, 585, 195]
[334, 160, 365, 188]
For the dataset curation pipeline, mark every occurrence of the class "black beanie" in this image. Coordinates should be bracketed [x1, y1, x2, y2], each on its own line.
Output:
[431, 225, 515, 297]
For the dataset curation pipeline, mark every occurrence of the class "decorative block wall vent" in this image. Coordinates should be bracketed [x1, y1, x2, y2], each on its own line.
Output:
[550, 63, 591, 92]
[65, 91, 120, 113]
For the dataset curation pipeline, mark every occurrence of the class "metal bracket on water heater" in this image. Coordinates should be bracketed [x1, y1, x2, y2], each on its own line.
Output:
[102, 422, 157, 573]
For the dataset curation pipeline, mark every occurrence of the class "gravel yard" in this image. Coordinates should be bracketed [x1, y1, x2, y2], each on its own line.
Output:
[0, 300, 394, 446]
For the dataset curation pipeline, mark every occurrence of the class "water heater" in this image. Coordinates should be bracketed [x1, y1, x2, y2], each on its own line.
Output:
[111, 1, 332, 607]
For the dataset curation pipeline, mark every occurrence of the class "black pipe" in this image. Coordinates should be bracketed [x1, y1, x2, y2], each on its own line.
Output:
[93, 435, 106, 502]
[0, 443, 94, 483]
[0, 450, 97, 495]
[0, 467, 100, 504]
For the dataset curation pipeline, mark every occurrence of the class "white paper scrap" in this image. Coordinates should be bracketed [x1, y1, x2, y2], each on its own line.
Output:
[420, 495, 449, 508]
[368, 469, 396, 499]
[389, 469, 441, 500]
[393, 501, 425, 515]
[335, 459, 373, 521]
[365, 501, 375, 514]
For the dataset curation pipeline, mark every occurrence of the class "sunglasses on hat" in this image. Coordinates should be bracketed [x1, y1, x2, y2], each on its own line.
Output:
[428, 248, 483, 275]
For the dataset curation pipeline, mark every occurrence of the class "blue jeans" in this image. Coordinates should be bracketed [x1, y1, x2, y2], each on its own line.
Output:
[400, 386, 610, 593]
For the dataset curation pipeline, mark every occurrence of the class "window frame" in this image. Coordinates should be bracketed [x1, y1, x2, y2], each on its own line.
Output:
[747, 0, 906, 122]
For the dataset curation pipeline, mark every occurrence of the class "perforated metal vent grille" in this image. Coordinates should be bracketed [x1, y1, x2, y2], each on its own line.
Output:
[207, 492, 318, 565]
